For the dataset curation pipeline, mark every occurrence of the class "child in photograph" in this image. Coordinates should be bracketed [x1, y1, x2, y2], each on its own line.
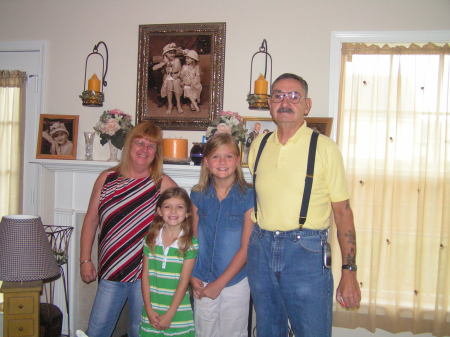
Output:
[140, 187, 198, 337]
[180, 49, 202, 112]
[42, 121, 73, 155]
[190, 133, 254, 337]
[152, 43, 183, 114]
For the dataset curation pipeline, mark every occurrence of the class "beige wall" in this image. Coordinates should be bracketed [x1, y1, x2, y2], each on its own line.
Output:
[1, 0, 449, 160]
[1, 1, 449, 335]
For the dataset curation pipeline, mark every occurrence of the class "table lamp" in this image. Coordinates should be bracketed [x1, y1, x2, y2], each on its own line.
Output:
[0, 215, 60, 337]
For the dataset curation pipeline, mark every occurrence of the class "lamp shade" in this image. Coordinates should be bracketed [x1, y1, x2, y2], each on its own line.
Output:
[0, 215, 60, 281]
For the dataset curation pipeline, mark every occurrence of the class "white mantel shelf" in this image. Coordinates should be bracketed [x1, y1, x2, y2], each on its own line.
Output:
[30, 159, 251, 182]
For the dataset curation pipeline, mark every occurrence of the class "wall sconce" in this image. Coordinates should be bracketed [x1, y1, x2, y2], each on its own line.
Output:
[247, 39, 272, 110]
[79, 41, 109, 107]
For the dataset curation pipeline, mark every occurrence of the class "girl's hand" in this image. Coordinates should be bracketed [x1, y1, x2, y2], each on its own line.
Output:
[199, 280, 223, 300]
[157, 312, 174, 330]
[190, 276, 204, 299]
[148, 309, 160, 328]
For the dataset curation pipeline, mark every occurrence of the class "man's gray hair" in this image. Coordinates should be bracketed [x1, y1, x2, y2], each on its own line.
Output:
[272, 73, 308, 97]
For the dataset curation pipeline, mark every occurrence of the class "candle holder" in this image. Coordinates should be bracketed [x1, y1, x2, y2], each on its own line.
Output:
[84, 131, 95, 160]
[247, 39, 273, 110]
[79, 41, 109, 107]
[190, 142, 206, 166]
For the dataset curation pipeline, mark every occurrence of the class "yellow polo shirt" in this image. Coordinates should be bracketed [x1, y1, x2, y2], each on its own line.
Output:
[248, 122, 349, 231]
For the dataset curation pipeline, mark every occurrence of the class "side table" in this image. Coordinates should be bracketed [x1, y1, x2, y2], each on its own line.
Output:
[0, 280, 42, 337]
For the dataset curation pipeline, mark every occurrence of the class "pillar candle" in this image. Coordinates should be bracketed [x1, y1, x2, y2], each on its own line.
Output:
[88, 74, 101, 92]
[163, 138, 188, 161]
[254, 74, 268, 95]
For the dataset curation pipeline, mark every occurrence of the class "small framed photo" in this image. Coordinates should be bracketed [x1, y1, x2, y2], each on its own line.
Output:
[241, 117, 276, 166]
[136, 22, 226, 130]
[36, 114, 79, 160]
[305, 117, 333, 137]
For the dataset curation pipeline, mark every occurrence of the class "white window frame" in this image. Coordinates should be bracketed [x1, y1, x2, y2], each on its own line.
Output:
[0, 40, 47, 215]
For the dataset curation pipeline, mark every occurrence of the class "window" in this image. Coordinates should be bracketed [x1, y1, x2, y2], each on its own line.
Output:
[332, 39, 450, 336]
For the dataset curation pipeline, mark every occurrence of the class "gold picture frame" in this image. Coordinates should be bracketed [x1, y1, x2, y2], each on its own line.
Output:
[241, 117, 276, 166]
[136, 22, 226, 130]
[305, 117, 333, 137]
[36, 114, 79, 160]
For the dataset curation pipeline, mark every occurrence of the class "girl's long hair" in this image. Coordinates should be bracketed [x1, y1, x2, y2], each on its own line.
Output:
[192, 133, 250, 192]
[145, 187, 194, 255]
[115, 121, 163, 182]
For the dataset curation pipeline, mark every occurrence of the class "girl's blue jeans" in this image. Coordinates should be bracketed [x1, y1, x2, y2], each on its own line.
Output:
[247, 225, 333, 337]
[86, 279, 143, 337]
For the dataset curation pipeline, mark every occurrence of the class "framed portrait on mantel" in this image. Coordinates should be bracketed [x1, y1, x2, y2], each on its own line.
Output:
[136, 22, 226, 130]
[36, 114, 79, 160]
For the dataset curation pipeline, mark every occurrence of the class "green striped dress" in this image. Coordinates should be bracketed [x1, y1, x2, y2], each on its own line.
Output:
[139, 231, 198, 337]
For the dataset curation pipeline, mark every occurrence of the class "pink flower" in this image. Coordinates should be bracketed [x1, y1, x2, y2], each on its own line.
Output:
[101, 119, 120, 136]
[216, 122, 232, 135]
[109, 109, 124, 115]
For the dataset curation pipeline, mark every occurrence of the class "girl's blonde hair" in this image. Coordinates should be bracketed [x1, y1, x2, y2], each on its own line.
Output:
[115, 121, 163, 182]
[145, 187, 194, 255]
[192, 133, 250, 192]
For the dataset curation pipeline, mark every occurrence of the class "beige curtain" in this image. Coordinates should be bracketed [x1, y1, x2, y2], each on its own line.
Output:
[0, 70, 27, 218]
[332, 43, 450, 336]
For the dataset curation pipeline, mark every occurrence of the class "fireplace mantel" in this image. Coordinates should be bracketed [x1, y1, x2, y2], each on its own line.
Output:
[30, 159, 251, 335]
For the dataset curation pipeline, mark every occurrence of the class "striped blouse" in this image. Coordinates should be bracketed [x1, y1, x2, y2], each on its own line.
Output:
[98, 171, 159, 282]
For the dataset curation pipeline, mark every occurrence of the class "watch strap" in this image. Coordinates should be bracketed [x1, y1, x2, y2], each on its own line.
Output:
[342, 264, 357, 271]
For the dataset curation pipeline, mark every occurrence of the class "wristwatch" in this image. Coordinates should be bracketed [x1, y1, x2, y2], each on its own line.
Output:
[342, 264, 357, 271]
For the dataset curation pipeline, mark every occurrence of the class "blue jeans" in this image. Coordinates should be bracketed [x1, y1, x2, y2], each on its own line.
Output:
[86, 279, 143, 337]
[247, 226, 333, 337]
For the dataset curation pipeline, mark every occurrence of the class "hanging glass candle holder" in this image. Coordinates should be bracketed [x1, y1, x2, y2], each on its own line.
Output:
[247, 39, 273, 110]
[79, 41, 109, 107]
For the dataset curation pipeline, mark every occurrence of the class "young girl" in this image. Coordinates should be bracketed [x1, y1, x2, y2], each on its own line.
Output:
[190, 133, 254, 337]
[42, 121, 73, 155]
[140, 187, 198, 337]
[152, 43, 183, 114]
[180, 49, 202, 112]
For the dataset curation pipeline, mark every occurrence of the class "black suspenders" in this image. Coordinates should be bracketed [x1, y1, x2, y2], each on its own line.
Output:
[253, 130, 320, 228]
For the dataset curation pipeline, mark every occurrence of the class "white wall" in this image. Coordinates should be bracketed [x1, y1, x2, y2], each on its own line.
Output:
[1, 1, 449, 336]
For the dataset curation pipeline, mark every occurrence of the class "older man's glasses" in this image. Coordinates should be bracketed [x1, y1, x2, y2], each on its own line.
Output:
[270, 91, 304, 103]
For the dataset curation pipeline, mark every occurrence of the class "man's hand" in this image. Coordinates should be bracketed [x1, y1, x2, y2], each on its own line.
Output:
[336, 270, 361, 309]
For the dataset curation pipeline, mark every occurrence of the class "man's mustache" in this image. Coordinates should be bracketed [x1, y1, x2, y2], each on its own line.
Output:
[277, 107, 293, 113]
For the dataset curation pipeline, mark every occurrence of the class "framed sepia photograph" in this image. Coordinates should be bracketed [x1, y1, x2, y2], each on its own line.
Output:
[241, 117, 333, 166]
[136, 22, 226, 130]
[36, 114, 79, 160]
[241, 117, 276, 166]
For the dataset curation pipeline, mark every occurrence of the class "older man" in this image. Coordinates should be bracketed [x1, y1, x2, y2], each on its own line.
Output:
[247, 73, 361, 337]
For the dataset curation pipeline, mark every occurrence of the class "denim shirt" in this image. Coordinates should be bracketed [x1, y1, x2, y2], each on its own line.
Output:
[190, 183, 254, 287]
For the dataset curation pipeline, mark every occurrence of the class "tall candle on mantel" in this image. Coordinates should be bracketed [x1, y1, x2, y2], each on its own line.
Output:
[254, 74, 268, 95]
[88, 74, 101, 92]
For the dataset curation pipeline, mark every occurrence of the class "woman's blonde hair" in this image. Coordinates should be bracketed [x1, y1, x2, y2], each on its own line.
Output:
[192, 133, 250, 192]
[145, 187, 194, 255]
[115, 121, 163, 182]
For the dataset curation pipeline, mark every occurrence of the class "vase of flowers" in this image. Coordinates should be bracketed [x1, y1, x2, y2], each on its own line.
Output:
[205, 111, 246, 144]
[94, 109, 134, 161]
